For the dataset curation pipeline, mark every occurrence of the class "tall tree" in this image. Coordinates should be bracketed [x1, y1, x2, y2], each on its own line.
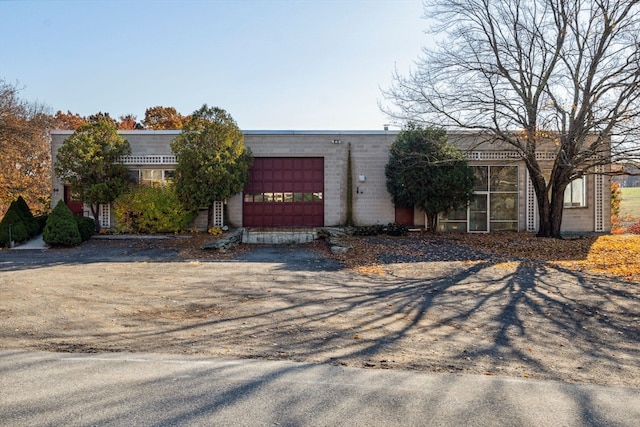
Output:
[117, 114, 142, 130]
[0, 80, 52, 217]
[87, 111, 117, 127]
[54, 120, 131, 230]
[385, 124, 475, 232]
[170, 105, 252, 229]
[143, 106, 187, 129]
[52, 110, 88, 130]
[384, 0, 640, 238]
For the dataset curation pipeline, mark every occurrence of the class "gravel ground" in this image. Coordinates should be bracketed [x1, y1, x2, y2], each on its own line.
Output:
[1, 233, 638, 387]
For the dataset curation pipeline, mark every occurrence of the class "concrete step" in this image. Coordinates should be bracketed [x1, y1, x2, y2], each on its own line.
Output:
[242, 228, 318, 244]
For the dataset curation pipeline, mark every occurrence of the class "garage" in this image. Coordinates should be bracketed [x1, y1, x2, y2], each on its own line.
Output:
[242, 157, 324, 227]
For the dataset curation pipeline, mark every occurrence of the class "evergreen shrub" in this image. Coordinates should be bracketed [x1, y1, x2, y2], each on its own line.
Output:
[14, 196, 39, 237]
[385, 222, 409, 236]
[0, 208, 29, 247]
[43, 200, 82, 247]
[353, 224, 385, 236]
[75, 216, 96, 241]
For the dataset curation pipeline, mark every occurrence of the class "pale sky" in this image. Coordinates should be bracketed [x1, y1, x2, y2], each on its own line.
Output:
[0, 0, 428, 130]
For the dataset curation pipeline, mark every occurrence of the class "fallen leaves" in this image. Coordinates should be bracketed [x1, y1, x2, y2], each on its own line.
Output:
[327, 232, 639, 283]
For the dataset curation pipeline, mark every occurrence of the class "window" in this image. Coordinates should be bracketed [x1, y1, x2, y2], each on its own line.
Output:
[564, 177, 586, 207]
[129, 169, 175, 187]
[439, 165, 519, 232]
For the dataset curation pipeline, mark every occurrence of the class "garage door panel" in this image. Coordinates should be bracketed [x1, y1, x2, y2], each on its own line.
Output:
[243, 157, 324, 227]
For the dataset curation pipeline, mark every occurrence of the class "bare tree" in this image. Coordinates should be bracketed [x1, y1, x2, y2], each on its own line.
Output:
[383, 0, 640, 238]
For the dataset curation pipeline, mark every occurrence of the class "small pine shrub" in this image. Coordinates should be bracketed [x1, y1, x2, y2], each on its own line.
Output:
[75, 216, 96, 241]
[43, 200, 82, 247]
[0, 208, 29, 247]
[14, 196, 39, 237]
[385, 222, 409, 236]
[353, 224, 385, 236]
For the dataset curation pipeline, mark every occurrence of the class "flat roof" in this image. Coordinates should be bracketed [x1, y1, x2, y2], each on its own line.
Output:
[51, 129, 401, 135]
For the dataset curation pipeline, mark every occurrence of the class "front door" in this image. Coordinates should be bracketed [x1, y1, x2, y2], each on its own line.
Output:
[64, 186, 84, 216]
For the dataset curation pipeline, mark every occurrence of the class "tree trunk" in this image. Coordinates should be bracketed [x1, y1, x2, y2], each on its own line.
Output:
[90, 204, 101, 232]
[426, 212, 438, 233]
[207, 202, 214, 231]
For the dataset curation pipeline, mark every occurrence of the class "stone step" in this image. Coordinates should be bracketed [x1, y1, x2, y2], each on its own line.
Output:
[242, 228, 318, 244]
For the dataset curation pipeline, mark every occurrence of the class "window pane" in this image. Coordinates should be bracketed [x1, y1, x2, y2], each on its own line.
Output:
[141, 169, 162, 186]
[473, 166, 488, 191]
[490, 166, 518, 192]
[163, 170, 175, 184]
[442, 206, 467, 221]
[293, 192, 303, 202]
[490, 193, 518, 220]
[490, 221, 518, 232]
[128, 169, 140, 184]
[439, 222, 467, 232]
[564, 177, 585, 207]
[284, 192, 293, 202]
[469, 194, 488, 231]
[313, 192, 323, 202]
[244, 194, 253, 202]
[254, 193, 264, 202]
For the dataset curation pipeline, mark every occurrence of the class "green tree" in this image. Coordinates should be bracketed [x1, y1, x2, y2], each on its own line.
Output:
[385, 124, 475, 232]
[170, 105, 252, 229]
[384, 0, 640, 238]
[54, 120, 131, 230]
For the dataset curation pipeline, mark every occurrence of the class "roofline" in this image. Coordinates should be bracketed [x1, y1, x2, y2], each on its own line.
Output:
[50, 129, 402, 135]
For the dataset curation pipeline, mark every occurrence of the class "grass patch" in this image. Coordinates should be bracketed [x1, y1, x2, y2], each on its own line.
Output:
[620, 187, 640, 219]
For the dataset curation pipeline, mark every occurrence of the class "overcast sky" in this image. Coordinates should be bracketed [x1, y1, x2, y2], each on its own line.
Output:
[0, 0, 429, 130]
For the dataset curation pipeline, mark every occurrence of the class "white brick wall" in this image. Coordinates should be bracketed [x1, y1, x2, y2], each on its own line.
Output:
[50, 130, 611, 233]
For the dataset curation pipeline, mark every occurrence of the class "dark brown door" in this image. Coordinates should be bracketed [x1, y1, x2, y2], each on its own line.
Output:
[243, 157, 324, 227]
[64, 185, 84, 216]
[394, 206, 414, 226]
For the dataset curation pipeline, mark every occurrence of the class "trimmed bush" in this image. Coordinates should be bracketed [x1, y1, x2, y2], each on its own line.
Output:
[115, 184, 194, 234]
[0, 208, 29, 247]
[43, 200, 82, 247]
[75, 216, 96, 242]
[14, 196, 39, 237]
[353, 224, 385, 236]
[385, 222, 409, 236]
[628, 221, 640, 235]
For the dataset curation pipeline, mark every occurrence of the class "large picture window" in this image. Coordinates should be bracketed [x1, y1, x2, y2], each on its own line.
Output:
[129, 169, 175, 186]
[439, 165, 519, 232]
[564, 177, 586, 207]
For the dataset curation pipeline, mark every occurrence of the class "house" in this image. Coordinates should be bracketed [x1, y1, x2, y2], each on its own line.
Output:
[50, 130, 611, 233]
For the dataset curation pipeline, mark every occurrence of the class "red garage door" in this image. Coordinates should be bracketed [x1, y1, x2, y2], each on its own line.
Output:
[243, 157, 324, 227]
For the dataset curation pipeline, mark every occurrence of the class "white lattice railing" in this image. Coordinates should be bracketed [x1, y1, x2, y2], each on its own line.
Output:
[99, 204, 110, 228]
[119, 155, 177, 165]
[594, 166, 605, 232]
[212, 201, 224, 227]
[526, 172, 538, 232]
[465, 151, 557, 161]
